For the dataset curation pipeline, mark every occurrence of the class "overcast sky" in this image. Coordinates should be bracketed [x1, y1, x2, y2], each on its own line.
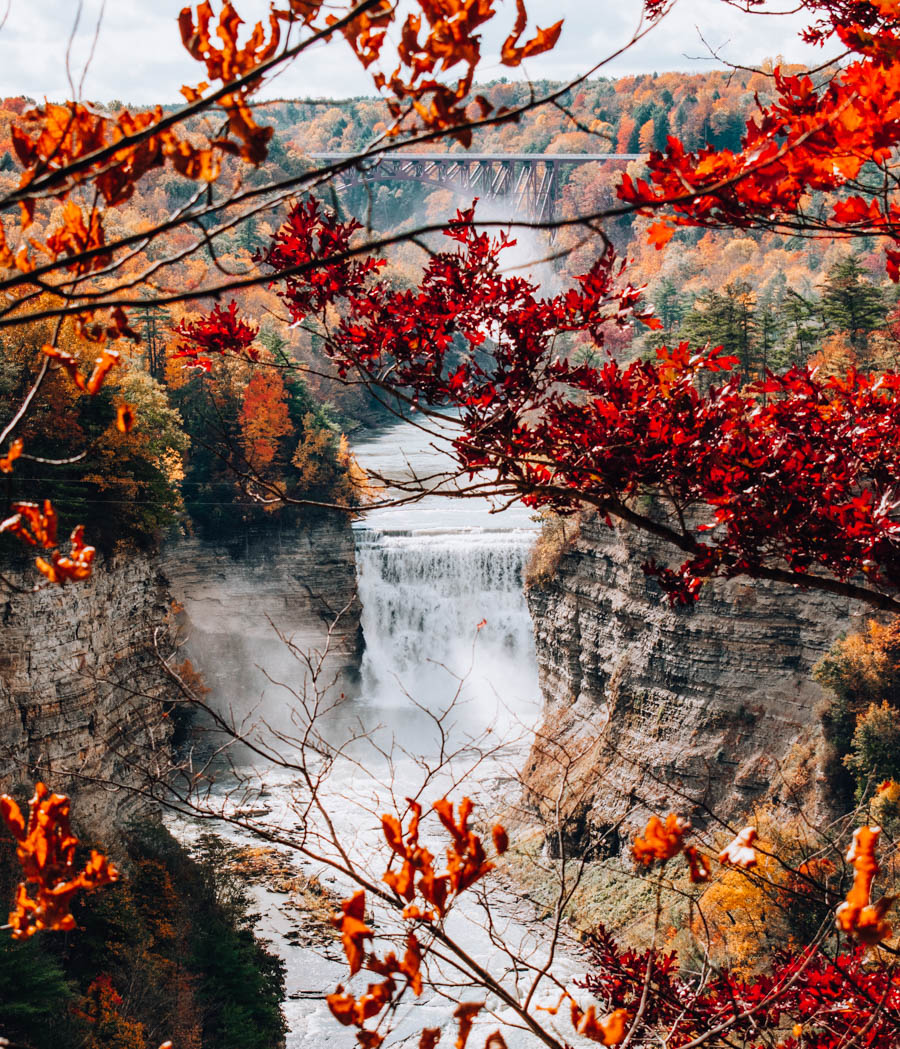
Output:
[0, 1, 830, 105]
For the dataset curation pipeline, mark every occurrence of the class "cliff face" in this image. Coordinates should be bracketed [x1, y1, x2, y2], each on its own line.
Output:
[0, 515, 363, 836]
[523, 514, 868, 848]
[0, 553, 175, 840]
[161, 515, 363, 733]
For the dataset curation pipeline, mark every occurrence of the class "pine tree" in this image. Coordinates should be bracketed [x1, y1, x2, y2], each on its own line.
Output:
[682, 281, 759, 378]
[134, 301, 172, 383]
[777, 287, 819, 366]
[756, 288, 785, 374]
[653, 277, 685, 333]
[819, 255, 887, 357]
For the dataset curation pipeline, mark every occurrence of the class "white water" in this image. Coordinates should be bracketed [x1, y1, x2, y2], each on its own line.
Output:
[171, 421, 587, 1049]
[351, 422, 541, 729]
[355, 529, 539, 714]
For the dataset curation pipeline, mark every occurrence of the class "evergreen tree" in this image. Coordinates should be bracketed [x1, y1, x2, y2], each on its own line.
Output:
[756, 288, 786, 374]
[0, 935, 78, 1049]
[652, 107, 670, 150]
[819, 255, 887, 356]
[777, 287, 819, 366]
[134, 301, 172, 382]
[682, 281, 759, 378]
[240, 213, 260, 252]
[653, 277, 685, 332]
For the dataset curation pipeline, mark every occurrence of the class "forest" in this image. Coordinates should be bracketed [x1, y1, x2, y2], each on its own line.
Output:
[3, 1, 900, 1048]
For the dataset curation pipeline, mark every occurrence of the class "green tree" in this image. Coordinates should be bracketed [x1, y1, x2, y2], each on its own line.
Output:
[844, 701, 900, 799]
[654, 277, 685, 333]
[776, 287, 818, 367]
[134, 302, 172, 383]
[682, 281, 759, 378]
[756, 288, 786, 374]
[0, 935, 78, 1049]
[819, 255, 887, 356]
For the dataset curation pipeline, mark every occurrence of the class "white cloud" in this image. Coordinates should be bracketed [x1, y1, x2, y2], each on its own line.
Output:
[0, 0, 832, 104]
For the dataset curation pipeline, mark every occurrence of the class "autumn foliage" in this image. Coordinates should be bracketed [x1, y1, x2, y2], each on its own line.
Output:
[320, 799, 900, 1049]
[0, 503, 96, 584]
[326, 797, 644, 1049]
[0, 0, 562, 586]
[7, 0, 900, 1045]
[626, 0, 900, 285]
[177, 200, 900, 612]
[0, 784, 118, 940]
[834, 824, 894, 945]
[326, 797, 512, 1049]
[578, 922, 900, 1049]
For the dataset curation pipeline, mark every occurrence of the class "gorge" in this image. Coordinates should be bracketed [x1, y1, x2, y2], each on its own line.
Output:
[2, 421, 863, 841]
[0, 419, 869, 1048]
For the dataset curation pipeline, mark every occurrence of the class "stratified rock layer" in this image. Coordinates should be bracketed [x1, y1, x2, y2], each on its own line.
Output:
[0, 554, 175, 839]
[523, 514, 868, 848]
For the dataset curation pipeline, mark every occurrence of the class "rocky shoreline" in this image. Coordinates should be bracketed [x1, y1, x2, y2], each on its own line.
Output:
[215, 842, 344, 958]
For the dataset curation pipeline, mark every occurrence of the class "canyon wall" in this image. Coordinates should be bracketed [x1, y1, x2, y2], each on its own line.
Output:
[0, 553, 175, 840]
[0, 514, 363, 837]
[523, 514, 869, 849]
[161, 515, 363, 735]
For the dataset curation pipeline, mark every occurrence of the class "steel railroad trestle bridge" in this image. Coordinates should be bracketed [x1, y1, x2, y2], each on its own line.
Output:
[309, 152, 641, 229]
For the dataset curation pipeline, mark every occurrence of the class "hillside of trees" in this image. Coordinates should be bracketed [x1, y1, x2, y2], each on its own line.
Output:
[2, 67, 897, 554]
[7, 0, 900, 1040]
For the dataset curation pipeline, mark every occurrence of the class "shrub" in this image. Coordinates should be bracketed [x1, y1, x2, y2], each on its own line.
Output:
[844, 702, 900, 800]
[525, 511, 581, 587]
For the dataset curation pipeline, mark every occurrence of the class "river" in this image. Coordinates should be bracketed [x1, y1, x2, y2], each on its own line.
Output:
[171, 421, 586, 1049]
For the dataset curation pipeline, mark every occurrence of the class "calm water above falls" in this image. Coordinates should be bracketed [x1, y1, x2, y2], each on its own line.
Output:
[174, 422, 581, 1049]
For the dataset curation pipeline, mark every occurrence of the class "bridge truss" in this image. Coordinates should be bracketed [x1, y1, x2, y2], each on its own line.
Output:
[309, 152, 641, 228]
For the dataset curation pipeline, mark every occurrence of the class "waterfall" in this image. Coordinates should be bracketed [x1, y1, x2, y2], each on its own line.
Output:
[354, 526, 540, 721]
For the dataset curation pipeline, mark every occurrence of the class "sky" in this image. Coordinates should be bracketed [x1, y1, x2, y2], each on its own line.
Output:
[0, 0, 830, 105]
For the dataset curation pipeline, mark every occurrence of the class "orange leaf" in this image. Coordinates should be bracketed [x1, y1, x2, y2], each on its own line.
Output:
[419, 1030, 441, 1049]
[0, 783, 118, 939]
[85, 349, 121, 395]
[632, 813, 691, 865]
[684, 845, 711, 883]
[573, 1005, 630, 1046]
[492, 825, 508, 855]
[326, 986, 358, 1026]
[647, 221, 675, 250]
[0, 438, 24, 474]
[500, 0, 563, 66]
[116, 403, 136, 434]
[835, 825, 894, 945]
[453, 1002, 483, 1049]
[333, 890, 372, 974]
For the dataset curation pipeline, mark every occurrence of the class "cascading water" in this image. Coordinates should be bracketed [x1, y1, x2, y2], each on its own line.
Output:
[350, 424, 542, 733]
[355, 528, 539, 711]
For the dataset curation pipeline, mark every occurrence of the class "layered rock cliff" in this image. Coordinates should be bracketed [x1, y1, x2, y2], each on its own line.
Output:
[523, 513, 868, 850]
[161, 515, 363, 734]
[0, 514, 362, 836]
[0, 553, 175, 839]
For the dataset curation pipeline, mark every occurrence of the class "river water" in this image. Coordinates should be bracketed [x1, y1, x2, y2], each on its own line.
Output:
[172, 421, 585, 1048]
